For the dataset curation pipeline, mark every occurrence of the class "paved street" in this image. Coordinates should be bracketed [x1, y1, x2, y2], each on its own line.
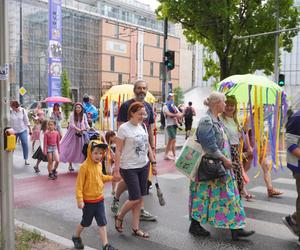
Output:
[12, 134, 299, 250]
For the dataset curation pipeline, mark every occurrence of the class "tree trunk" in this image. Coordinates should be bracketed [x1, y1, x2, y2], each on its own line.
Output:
[219, 56, 230, 80]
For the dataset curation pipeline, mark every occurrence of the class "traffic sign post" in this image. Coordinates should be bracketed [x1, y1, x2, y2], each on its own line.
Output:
[0, 0, 15, 249]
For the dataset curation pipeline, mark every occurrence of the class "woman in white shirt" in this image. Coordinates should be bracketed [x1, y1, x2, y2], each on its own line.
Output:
[10, 100, 32, 165]
[114, 102, 157, 238]
[220, 96, 244, 194]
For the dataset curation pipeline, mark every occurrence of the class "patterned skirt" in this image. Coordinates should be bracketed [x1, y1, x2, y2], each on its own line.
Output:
[189, 169, 246, 229]
[230, 144, 244, 194]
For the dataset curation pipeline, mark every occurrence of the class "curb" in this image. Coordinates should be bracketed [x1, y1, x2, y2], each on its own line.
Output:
[15, 219, 97, 250]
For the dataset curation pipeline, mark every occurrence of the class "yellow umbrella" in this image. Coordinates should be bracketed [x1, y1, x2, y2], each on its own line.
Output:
[101, 84, 156, 104]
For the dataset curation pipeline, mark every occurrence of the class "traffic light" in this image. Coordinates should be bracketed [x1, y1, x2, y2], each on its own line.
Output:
[278, 74, 285, 87]
[165, 50, 175, 70]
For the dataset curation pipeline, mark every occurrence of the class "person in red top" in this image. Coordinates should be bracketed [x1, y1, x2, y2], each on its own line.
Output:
[44, 120, 60, 180]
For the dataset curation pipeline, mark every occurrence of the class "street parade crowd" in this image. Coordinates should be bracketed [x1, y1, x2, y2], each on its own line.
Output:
[9, 80, 300, 249]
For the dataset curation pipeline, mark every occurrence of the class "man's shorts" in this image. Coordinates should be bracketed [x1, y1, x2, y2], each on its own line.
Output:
[120, 164, 150, 201]
[80, 200, 107, 227]
[167, 125, 177, 139]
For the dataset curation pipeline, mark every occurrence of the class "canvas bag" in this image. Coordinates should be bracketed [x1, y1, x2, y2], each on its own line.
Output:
[175, 133, 203, 180]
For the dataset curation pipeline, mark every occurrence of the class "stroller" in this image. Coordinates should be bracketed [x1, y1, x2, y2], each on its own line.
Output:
[82, 130, 101, 158]
[82, 130, 109, 175]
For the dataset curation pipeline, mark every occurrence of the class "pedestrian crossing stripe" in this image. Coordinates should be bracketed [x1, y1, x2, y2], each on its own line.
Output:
[159, 173, 185, 180]
[249, 186, 297, 199]
[244, 199, 294, 215]
[273, 178, 295, 185]
[247, 218, 295, 241]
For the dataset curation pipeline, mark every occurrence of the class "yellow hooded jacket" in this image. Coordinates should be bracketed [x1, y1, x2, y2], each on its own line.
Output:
[76, 140, 113, 205]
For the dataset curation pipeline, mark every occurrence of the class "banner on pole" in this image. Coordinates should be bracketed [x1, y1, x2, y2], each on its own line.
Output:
[48, 0, 62, 97]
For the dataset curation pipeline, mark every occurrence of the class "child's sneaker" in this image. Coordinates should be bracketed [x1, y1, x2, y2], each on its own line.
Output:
[48, 173, 55, 180]
[33, 166, 40, 173]
[72, 236, 84, 249]
[103, 243, 118, 250]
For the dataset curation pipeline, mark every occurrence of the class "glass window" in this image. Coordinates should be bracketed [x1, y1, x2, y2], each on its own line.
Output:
[156, 34, 160, 48]
[115, 24, 119, 38]
[110, 56, 115, 72]
[118, 73, 122, 84]
[150, 62, 154, 77]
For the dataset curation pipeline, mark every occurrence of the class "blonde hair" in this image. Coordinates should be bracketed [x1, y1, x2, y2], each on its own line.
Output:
[203, 92, 226, 107]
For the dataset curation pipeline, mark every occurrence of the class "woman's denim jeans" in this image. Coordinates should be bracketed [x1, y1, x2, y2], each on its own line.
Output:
[16, 130, 29, 160]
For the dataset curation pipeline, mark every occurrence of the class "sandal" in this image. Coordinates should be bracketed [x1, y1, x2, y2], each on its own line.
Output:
[132, 228, 149, 238]
[115, 215, 123, 233]
[33, 166, 40, 173]
[68, 166, 74, 172]
[268, 188, 283, 197]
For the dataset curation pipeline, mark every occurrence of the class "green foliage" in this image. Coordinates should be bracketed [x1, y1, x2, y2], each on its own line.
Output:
[16, 228, 45, 250]
[173, 86, 184, 106]
[157, 0, 299, 80]
[61, 70, 72, 121]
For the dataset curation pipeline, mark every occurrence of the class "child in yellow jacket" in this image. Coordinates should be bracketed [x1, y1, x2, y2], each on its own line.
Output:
[72, 140, 120, 250]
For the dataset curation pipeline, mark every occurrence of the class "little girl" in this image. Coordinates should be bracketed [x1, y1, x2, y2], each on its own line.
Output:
[31, 118, 41, 151]
[44, 120, 60, 180]
[32, 120, 48, 173]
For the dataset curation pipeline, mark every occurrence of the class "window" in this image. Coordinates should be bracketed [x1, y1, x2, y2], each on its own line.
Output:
[118, 73, 122, 84]
[156, 34, 160, 48]
[110, 56, 115, 72]
[150, 62, 154, 77]
[114, 24, 119, 38]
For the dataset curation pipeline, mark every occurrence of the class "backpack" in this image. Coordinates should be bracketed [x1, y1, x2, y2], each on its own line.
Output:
[184, 107, 193, 120]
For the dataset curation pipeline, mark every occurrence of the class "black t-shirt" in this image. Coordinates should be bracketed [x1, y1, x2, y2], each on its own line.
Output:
[286, 110, 300, 136]
[117, 99, 154, 128]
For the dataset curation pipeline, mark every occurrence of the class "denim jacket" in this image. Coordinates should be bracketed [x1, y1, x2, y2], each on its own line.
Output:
[196, 111, 225, 159]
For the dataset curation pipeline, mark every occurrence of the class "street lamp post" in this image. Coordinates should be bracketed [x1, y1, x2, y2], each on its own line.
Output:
[38, 53, 45, 101]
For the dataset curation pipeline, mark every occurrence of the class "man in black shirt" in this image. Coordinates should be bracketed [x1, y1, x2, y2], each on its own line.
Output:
[112, 80, 157, 221]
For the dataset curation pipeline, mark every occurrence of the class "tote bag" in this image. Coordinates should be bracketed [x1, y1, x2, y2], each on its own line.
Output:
[175, 134, 203, 180]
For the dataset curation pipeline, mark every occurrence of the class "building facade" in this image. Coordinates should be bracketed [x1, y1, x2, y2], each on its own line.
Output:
[8, 0, 180, 106]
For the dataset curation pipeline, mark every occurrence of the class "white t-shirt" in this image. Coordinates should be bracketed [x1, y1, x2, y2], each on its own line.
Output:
[220, 117, 241, 145]
[10, 107, 30, 133]
[117, 121, 149, 169]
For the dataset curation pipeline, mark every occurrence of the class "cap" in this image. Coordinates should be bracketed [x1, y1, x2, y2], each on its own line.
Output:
[168, 93, 174, 97]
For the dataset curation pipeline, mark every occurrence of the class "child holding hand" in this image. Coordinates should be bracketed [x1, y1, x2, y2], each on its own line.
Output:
[72, 140, 120, 250]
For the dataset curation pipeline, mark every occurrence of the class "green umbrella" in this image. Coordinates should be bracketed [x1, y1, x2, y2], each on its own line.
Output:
[216, 74, 284, 104]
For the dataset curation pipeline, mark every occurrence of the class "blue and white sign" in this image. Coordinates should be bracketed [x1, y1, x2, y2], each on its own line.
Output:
[48, 0, 62, 97]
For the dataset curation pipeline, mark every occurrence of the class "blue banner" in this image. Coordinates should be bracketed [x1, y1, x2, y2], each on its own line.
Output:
[48, 0, 62, 97]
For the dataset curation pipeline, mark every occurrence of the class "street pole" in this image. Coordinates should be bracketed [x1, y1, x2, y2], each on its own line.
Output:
[39, 56, 41, 101]
[0, 0, 16, 249]
[19, 0, 24, 105]
[162, 18, 168, 103]
[274, 0, 279, 83]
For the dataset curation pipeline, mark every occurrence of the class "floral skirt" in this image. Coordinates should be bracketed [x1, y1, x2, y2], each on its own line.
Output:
[189, 169, 246, 229]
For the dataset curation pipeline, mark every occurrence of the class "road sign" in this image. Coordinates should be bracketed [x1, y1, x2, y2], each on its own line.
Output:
[19, 86, 27, 96]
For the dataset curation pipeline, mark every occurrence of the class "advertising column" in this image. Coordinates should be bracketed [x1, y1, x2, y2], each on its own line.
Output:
[48, 0, 62, 97]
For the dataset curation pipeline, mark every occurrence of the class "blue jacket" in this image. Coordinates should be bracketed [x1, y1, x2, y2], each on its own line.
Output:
[286, 110, 300, 173]
[196, 111, 225, 159]
[83, 102, 98, 123]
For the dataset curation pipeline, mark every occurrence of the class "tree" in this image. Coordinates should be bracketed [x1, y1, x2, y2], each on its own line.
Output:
[61, 70, 72, 121]
[173, 86, 184, 106]
[157, 0, 299, 80]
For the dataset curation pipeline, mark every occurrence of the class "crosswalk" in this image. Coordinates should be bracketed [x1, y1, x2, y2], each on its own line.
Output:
[160, 172, 298, 247]
[245, 178, 298, 243]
